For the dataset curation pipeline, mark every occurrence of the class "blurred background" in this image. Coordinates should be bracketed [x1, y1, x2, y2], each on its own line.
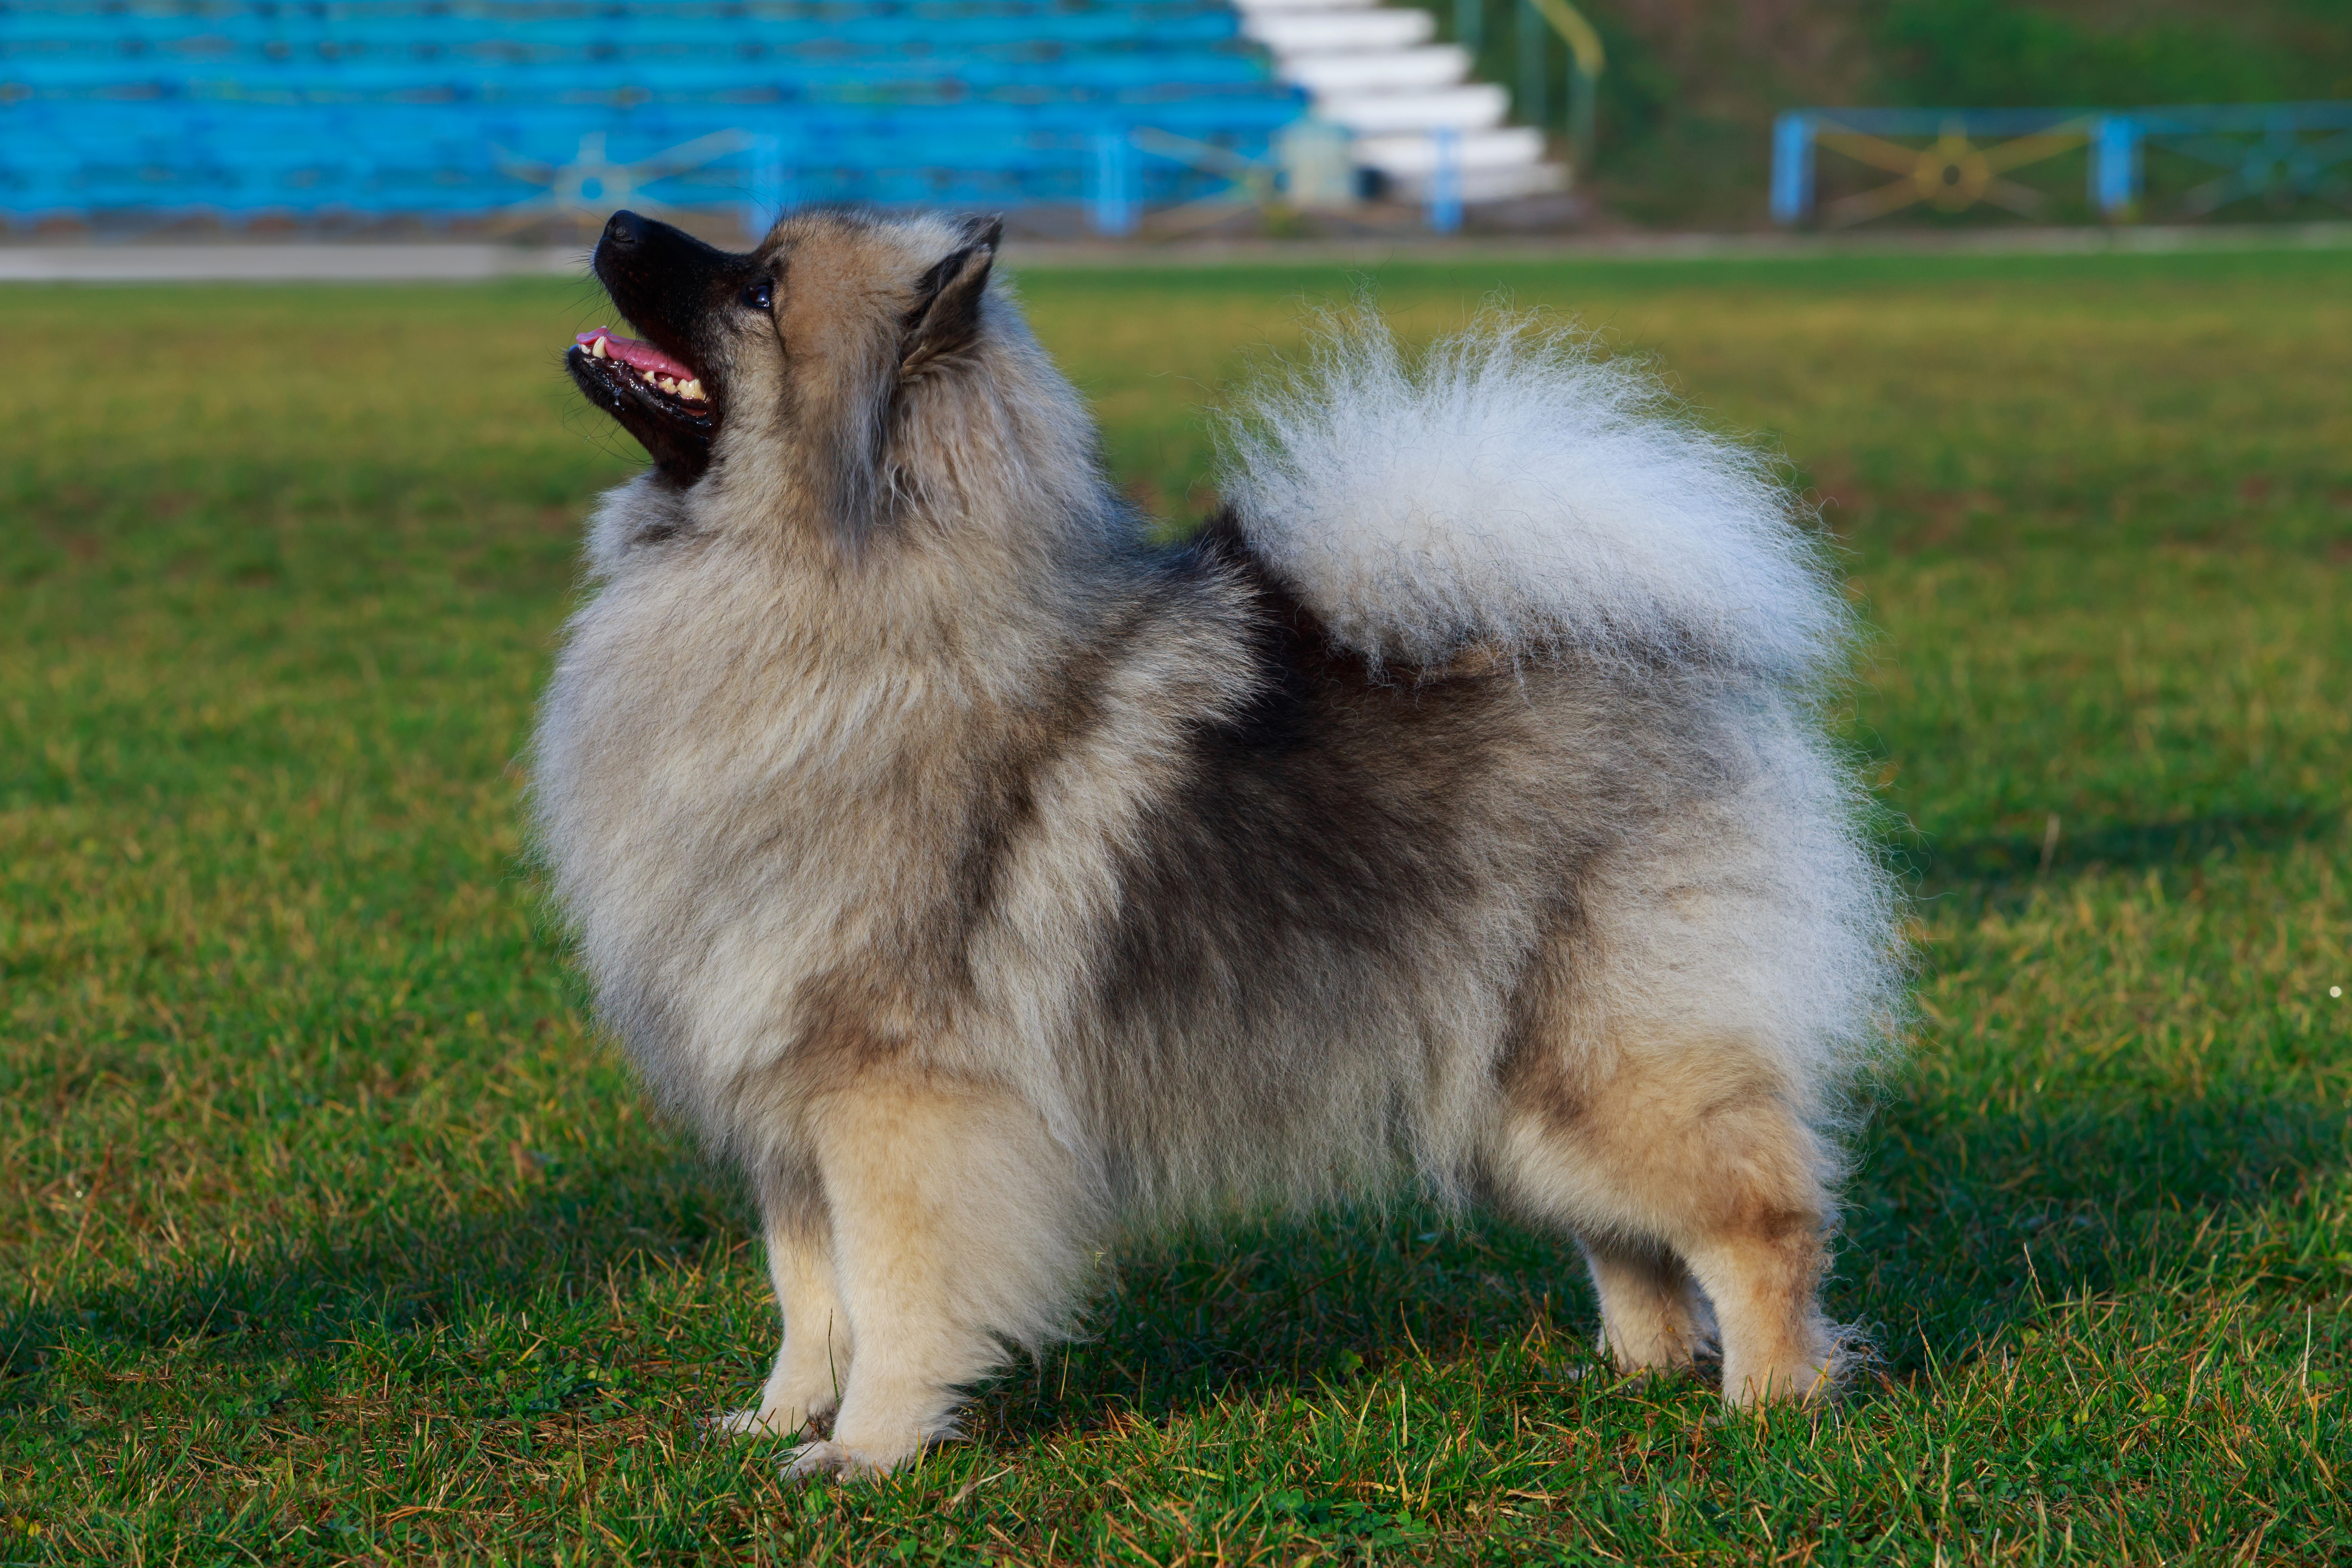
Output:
[3, 0, 2349, 246]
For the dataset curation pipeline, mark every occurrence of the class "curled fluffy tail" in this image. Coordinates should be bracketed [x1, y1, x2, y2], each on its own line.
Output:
[1217, 311, 1852, 683]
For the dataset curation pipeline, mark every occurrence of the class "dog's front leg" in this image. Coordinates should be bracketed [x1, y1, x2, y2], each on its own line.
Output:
[713, 1174, 851, 1439]
[784, 1068, 1092, 1480]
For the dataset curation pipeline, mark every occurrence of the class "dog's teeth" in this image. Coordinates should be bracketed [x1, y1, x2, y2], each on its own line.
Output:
[591, 337, 608, 358]
[659, 377, 678, 393]
[680, 379, 704, 401]
[642, 369, 658, 384]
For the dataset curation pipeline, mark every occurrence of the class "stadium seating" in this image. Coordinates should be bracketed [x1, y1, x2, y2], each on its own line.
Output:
[0, 0, 1312, 224]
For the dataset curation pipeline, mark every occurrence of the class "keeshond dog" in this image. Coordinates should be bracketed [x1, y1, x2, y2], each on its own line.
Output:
[533, 208, 1902, 1479]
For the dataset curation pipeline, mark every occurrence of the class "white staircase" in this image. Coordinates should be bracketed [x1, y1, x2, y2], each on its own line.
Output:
[1235, 0, 1567, 203]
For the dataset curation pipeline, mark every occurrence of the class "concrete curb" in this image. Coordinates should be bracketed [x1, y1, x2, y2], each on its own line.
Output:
[1002, 221, 2352, 268]
[0, 243, 587, 282]
[2, 224, 2346, 281]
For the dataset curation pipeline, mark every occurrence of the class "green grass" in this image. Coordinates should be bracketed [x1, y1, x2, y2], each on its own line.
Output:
[3, 248, 2349, 1564]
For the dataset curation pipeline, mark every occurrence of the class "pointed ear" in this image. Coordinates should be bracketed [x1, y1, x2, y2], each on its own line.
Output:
[899, 217, 1003, 377]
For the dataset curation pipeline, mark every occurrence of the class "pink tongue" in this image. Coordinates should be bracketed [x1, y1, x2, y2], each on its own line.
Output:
[576, 329, 696, 382]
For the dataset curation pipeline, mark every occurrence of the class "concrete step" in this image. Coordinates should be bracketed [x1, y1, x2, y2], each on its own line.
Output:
[1283, 43, 1470, 94]
[1241, 7, 1431, 52]
[1353, 125, 1550, 175]
[1239, 0, 1572, 210]
[1313, 82, 1509, 134]
[1379, 159, 1569, 202]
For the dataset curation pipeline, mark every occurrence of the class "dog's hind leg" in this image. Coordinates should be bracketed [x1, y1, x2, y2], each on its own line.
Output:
[713, 1169, 853, 1439]
[1494, 1026, 1838, 1406]
[784, 1069, 1094, 1479]
[1577, 1236, 1712, 1376]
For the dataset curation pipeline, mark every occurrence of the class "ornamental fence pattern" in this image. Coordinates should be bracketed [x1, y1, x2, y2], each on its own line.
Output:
[1771, 103, 2352, 228]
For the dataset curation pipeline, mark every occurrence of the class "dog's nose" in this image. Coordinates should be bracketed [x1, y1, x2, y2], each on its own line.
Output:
[603, 210, 644, 248]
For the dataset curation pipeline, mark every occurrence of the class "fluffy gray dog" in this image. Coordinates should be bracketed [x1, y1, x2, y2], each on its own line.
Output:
[532, 207, 1902, 1479]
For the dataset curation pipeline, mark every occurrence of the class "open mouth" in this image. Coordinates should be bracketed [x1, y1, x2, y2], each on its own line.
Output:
[573, 329, 711, 409]
[565, 324, 718, 482]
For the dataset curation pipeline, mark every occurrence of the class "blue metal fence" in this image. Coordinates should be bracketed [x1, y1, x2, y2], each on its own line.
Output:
[1770, 103, 2352, 227]
[0, 0, 1308, 227]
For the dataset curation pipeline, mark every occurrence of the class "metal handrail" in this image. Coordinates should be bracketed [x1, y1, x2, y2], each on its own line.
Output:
[1523, 0, 1602, 174]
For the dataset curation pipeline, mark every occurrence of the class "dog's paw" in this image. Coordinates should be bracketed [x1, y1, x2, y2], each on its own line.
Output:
[706, 1406, 814, 1439]
[783, 1439, 901, 1482]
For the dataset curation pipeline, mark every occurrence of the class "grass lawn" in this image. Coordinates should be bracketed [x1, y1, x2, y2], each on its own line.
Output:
[3, 247, 2348, 1565]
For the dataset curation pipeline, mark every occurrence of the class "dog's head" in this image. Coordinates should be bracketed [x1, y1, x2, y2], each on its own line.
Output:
[567, 207, 1009, 523]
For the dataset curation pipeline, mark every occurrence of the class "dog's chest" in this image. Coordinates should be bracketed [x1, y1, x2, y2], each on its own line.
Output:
[538, 584, 996, 1069]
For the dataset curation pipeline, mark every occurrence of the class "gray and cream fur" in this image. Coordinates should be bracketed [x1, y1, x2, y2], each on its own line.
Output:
[532, 207, 1905, 1478]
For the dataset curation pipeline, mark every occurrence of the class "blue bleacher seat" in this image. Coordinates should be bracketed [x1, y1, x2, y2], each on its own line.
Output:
[0, 0, 1307, 222]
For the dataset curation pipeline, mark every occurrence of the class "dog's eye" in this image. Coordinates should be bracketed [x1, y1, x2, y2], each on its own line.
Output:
[742, 279, 774, 312]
